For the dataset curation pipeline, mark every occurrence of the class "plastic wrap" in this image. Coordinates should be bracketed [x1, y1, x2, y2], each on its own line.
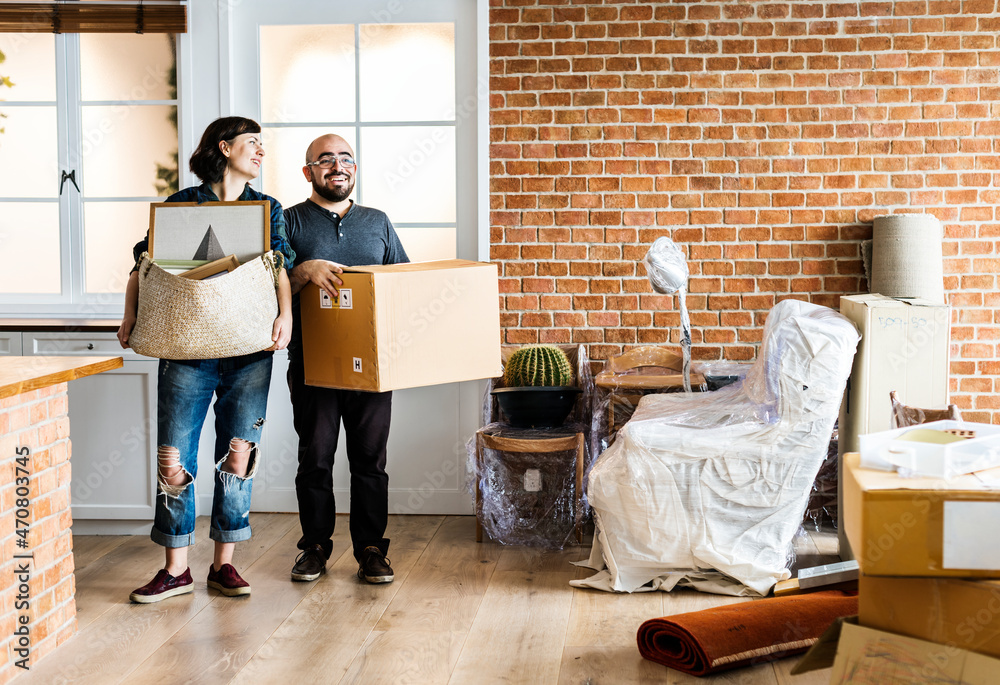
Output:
[469, 344, 595, 547]
[642, 237, 689, 295]
[573, 300, 860, 596]
[803, 421, 839, 532]
[591, 346, 708, 457]
[643, 237, 693, 391]
[692, 360, 752, 391]
[468, 422, 587, 549]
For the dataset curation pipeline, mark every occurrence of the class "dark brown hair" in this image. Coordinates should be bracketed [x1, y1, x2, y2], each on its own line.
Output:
[188, 116, 262, 184]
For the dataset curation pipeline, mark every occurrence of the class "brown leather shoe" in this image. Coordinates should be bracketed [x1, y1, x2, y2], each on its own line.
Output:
[291, 545, 327, 582]
[357, 546, 394, 584]
[129, 568, 194, 604]
[207, 563, 251, 597]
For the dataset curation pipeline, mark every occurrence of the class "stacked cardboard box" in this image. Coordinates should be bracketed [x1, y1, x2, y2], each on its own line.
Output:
[837, 294, 951, 559]
[837, 452, 1000, 679]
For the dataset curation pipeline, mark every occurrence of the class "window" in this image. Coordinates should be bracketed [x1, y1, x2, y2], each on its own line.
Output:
[235, 1, 474, 264]
[0, 32, 178, 309]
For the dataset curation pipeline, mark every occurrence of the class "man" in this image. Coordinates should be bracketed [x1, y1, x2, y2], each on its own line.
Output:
[284, 133, 409, 584]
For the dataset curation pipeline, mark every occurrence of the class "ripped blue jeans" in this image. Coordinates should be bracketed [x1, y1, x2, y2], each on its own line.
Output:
[151, 351, 272, 548]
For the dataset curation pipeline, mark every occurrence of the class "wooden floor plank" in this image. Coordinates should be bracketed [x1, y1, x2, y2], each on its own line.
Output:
[565, 586, 663, 648]
[122, 515, 301, 683]
[809, 528, 839, 557]
[375, 516, 501, 633]
[340, 629, 466, 685]
[450, 568, 578, 685]
[70, 533, 130, 571]
[22, 516, 853, 685]
[69, 517, 211, 631]
[559, 646, 671, 684]
[772, 658, 831, 685]
[495, 542, 589, 573]
[18, 514, 284, 685]
[230, 515, 443, 685]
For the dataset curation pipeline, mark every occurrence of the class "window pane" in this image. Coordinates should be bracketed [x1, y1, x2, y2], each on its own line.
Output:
[0, 34, 56, 101]
[359, 23, 454, 122]
[80, 34, 176, 102]
[84, 201, 149, 293]
[396, 227, 456, 263]
[0, 202, 60, 294]
[260, 25, 355, 124]
[81, 105, 178, 197]
[360, 126, 455, 223]
[260, 126, 357, 209]
[0, 107, 58, 198]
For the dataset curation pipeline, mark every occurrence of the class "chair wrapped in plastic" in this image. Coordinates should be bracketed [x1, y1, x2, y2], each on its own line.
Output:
[574, 300, 860, 596]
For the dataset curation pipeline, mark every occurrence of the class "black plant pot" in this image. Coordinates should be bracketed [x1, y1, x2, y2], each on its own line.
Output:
[492, 386, 582, 429]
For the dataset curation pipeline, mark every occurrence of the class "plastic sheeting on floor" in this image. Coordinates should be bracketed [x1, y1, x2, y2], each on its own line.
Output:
[573, 300, 860, 596]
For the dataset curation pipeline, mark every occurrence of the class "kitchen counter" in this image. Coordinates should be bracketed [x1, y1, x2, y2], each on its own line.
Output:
[0, 355, 122, 677]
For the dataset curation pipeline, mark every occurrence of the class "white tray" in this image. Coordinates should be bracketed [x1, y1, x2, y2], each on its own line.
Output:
[859, 420, 1000, 479]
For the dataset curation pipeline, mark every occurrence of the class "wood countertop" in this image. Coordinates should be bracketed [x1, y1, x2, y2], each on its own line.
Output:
[0, 318, 121, 332]
[0, 356, 123, 399]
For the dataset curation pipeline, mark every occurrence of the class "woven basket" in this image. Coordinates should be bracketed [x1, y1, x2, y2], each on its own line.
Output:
[129, 251, 282, 360]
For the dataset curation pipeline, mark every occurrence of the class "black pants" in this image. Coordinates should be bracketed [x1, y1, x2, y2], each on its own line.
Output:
[288, 357, 391, 562]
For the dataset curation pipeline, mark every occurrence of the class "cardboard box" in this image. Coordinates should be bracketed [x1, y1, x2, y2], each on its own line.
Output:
[860, 575, 1000, 659]
[838, 294, 951, 456]
[837, 294, 950, 560]
[843, 452, 1000, 578]
[829, 622, 1000, 684]
[301, 259, 501, 392]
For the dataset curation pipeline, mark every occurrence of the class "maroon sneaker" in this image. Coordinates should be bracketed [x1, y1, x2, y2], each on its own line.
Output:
[207, 563, 251, 597]
[129, 568, 194, 604]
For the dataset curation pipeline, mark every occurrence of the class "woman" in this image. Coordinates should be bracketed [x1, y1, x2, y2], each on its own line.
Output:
[117, 116, 295, 603]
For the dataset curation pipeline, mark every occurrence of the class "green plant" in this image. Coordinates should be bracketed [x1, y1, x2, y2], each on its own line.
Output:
[503, 345, 574, 388]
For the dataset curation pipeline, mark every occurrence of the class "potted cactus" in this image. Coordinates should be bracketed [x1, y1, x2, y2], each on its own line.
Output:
[492, 344, 581, 428]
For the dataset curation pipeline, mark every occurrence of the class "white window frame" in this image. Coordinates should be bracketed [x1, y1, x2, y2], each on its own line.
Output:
[0, 31, 187, 317]
[226, 0, 486, 262]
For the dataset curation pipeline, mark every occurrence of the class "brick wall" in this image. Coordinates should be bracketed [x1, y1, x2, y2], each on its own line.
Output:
[0, 384, 75, 683]
[489, 0, 1000, 422]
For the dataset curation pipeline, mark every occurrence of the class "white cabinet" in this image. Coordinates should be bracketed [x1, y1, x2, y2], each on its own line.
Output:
[21, 332, 159, 532]
[0, 332, 21, 355]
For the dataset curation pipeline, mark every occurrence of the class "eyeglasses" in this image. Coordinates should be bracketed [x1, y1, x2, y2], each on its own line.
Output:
[306, 154, 356, 170]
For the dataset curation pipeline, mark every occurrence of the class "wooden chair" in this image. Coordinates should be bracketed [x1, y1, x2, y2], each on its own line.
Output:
[595, 346, 705, 435]
[474, 429, 585, 544]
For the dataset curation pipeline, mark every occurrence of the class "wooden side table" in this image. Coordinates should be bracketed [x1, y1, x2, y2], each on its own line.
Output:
[474, 428, 585, 544]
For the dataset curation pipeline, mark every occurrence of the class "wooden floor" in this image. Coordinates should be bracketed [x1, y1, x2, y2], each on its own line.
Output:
[19, 515, 839, 685]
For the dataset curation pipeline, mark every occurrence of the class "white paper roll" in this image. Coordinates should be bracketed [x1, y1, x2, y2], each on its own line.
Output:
[870, 214, 945, 303]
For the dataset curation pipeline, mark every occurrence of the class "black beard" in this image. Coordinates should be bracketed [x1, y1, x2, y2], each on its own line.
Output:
[313, 174, 354, 203]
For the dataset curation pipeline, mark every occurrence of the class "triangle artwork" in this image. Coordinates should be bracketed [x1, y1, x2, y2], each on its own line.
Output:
[193, 225, 226, 261]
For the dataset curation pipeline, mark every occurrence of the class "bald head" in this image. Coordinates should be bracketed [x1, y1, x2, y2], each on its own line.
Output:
[305, 134, 354, 165]
[303, 133, 357, 205]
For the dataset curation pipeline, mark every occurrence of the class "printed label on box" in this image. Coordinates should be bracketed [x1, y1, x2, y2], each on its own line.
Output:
[943, 501, 1000, 569]
[524, 469, 541, 492]
[319, 288, 352, 310]
[353, 358, 362, 373]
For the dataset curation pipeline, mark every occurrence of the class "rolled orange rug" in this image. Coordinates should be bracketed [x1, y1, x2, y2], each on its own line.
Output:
[637, 590, 858, 677]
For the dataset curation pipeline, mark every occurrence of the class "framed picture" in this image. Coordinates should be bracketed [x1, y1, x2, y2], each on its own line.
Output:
[148, 201, 270, 272]
[179, 254, 241, 280]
